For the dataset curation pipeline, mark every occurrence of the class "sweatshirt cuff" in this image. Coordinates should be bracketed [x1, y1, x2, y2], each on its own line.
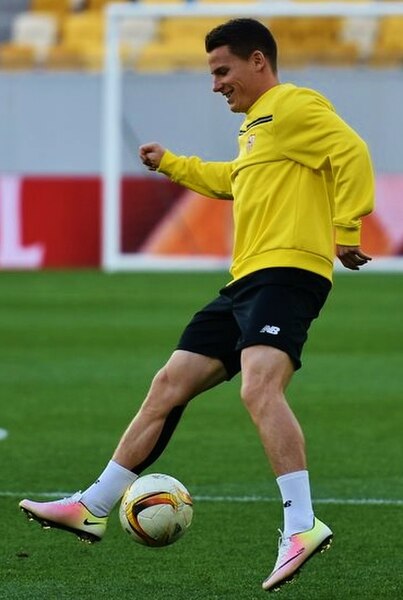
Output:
[335, 224, 361, 246]
[158, 149, 178, 176]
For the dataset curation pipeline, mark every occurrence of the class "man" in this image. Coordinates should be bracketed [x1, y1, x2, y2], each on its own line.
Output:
[20, 18, 374, 592]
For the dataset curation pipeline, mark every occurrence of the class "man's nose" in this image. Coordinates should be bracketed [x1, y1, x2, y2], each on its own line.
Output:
[212, 78, 222, 93]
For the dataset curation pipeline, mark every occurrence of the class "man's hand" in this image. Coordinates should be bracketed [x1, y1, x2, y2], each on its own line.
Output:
[336, 245, 372, 270]
[139, 143, 165, 171]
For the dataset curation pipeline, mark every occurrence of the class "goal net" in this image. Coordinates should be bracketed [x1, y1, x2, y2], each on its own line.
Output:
[102, 1, 403, 272]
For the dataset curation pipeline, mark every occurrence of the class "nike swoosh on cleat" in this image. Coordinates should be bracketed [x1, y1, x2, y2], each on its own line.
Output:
[273, 547, 305, 574]
[83, 518, 102, 526]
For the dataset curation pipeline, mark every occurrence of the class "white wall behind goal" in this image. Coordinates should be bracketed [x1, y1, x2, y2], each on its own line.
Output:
[0, 68, 402, 175]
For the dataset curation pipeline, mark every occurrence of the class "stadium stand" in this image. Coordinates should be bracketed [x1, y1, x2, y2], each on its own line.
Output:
[0, 0, 30, 43]
[371, 16, 403, 65]
[13, 12, 57, 57]
[135, 12, 362, 71]
[0, 1, 403, 71]
[44, 10, 104, 69]
[119, 16, 157, 64]
[87, 0, 127, 8]
[0, 0, 67, 68]
[31, 0, 79, 15]
[136, 16, 222, 71]
[341, 16, 378, 60]
[267, 16, 359, 66]
[0, 11, 58, 69]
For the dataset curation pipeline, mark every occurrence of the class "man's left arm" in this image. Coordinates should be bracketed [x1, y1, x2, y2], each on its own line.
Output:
[278, 93, 375, 270]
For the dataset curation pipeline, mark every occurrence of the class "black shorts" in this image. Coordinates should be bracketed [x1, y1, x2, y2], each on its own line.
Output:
[177, 267, 331, 378]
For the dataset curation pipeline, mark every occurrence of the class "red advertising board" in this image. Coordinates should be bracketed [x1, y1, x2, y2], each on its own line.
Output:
[0, 176, 183, 269]
[0, 175, 402, 269]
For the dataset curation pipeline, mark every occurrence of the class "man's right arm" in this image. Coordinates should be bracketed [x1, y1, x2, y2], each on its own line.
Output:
[139, 143, 233, 200]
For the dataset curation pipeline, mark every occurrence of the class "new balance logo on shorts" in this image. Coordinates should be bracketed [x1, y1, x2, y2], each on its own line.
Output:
[260, 325, 281, 335]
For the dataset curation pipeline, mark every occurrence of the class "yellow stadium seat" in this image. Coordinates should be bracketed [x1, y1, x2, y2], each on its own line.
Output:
[269, 17, 342, 43]
[0, 11, 58, 67]
[43, 45, 84, 71]
[31, 0, 72, 16]
[341, 16, 378, 60]
[119, 17, 157, 59]
[304, 40, 359, 65]
[198, 0, 255, 3]
[12, 12, 59, 61]
[78, 40, 105, 70]
[61, 11, 104, 47]
[140, 0, 184, 4]
[42, 44, 85, 69]
[293, 0, 371, 2]
[87, 0, 128, 11]
[128, 16, 221, 71]
[44, 41, 134, 71]
[371, 16, 403, 65]
[136, 40, 207, 72]
[159, 16, 223, 43]
[39, 11, 105, 70]
[0, 43, 36, 70]
[376, 16, 403, 50]
[267, 16, 359, 66]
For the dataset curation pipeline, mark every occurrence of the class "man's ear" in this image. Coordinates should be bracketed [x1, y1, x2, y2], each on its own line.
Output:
[251, 50, 266, 71]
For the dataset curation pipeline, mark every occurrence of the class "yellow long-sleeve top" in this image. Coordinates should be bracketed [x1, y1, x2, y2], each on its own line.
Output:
[158, 83, 375, 283]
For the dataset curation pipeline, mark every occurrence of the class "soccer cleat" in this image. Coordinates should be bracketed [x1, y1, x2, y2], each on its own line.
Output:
[262, 517, 333, 592]
[19, 492, 107, 543]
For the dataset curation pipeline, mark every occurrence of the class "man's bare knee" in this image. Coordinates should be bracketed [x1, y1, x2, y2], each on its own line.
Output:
[142, 351, 227, 415]
[240, 345, 294, 419]
[137, 367, 185, 422]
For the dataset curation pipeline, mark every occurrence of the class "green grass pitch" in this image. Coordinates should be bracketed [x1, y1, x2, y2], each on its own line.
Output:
[0, 270, 402, 599]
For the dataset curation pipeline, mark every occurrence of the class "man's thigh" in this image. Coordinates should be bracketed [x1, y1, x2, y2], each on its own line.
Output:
[176, 294, 242, 380]
[231, 268, 331, 370]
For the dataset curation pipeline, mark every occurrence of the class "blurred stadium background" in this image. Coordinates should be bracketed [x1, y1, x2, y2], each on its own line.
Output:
[0, 0, 402, 270]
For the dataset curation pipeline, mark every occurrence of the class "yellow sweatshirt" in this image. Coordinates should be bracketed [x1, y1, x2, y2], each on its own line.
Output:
[158, 83, 375, 282]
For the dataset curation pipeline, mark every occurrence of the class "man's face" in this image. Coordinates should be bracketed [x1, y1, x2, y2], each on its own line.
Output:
[208, 45, 263, 113]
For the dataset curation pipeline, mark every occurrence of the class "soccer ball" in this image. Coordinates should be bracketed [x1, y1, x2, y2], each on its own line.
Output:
[119, 473, 193, 547]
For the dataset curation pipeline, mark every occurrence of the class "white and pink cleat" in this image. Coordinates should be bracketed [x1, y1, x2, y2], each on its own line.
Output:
[262, 518, 333, 592]
[19, 492, 108, 543]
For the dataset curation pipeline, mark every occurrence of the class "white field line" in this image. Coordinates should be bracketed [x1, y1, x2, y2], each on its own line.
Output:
[195, 495, 403, 506]
[2, 491, 403, 506]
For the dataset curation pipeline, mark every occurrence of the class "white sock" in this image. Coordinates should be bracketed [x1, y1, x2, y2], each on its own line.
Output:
[276, 470, 314, 538]
[81, 460, 138, 517]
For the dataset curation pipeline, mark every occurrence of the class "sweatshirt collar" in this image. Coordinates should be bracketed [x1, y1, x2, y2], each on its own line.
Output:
[246, 83, 291, 118]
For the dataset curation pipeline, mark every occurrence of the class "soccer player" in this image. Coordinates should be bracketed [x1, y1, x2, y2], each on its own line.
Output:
[20, 19, 374, 592]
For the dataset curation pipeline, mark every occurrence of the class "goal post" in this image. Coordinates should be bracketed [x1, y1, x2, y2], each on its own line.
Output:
[102, 1, 403, 272]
